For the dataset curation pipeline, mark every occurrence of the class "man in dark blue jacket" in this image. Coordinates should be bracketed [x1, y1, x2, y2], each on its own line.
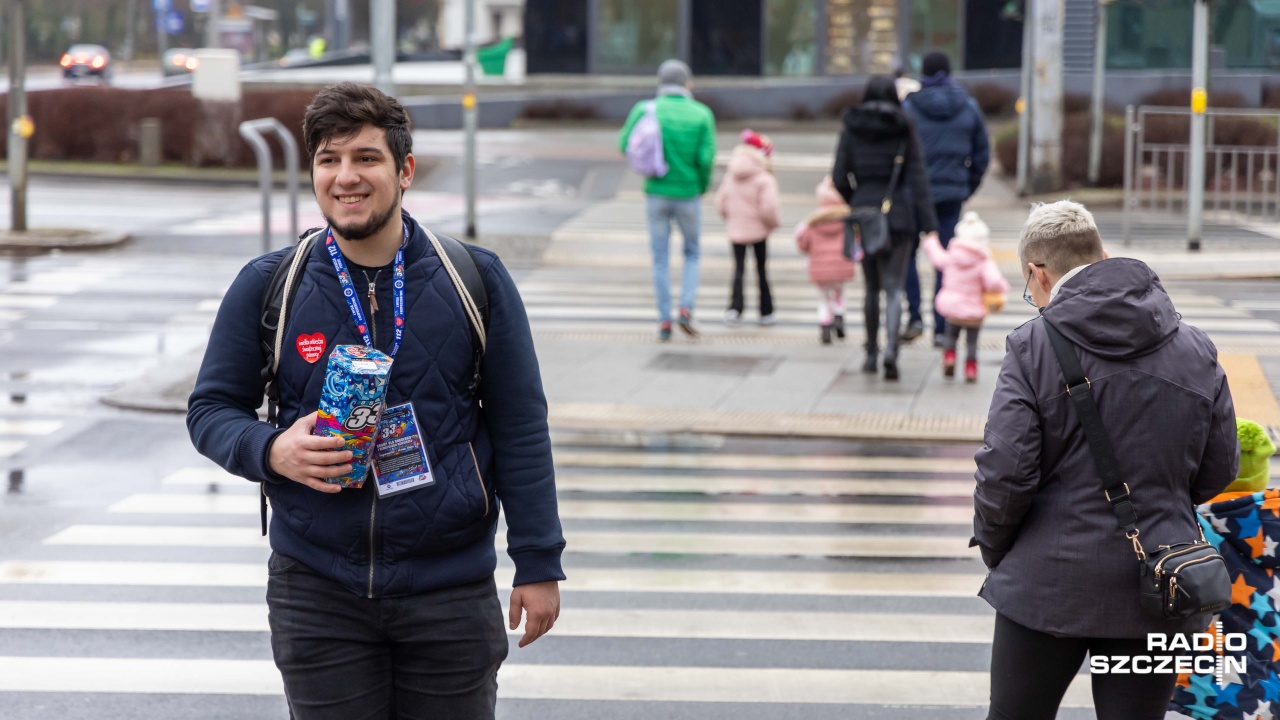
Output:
[902, 51, 990, 345]
[187, 82, 565, 720]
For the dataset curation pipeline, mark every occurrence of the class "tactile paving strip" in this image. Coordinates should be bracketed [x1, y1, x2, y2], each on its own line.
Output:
[548, 403, 988, 443]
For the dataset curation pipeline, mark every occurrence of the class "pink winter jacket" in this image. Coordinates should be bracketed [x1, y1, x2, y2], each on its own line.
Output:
[715, 145, 781, 244]
[922, 235, 1011, 325]
[795, 179, 856, 285]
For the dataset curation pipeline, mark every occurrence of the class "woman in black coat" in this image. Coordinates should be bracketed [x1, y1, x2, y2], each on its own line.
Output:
[832, 75, 938, 380]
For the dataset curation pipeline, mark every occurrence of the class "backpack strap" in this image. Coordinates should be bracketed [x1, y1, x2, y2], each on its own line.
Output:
[257, 226, 323, 536]
[424, 228, 490, 393]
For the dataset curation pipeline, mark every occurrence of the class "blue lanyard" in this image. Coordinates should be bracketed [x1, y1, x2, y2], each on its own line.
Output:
[324, 224, 407, 358]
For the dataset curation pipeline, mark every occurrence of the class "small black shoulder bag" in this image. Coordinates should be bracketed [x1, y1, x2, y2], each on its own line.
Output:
[1043, 320, 1230, 620]
[843, 139, 906, 260]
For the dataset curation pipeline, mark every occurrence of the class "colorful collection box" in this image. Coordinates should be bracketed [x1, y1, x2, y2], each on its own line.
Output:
[313, 345, 393, 488]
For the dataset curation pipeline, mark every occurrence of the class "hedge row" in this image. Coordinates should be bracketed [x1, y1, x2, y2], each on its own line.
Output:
[0, 88, 317, 168]
[995, 109, 1278, 189]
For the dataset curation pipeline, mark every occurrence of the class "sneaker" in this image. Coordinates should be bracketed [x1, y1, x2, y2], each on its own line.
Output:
[964, 359, 978, 383]
[759, 313, 777, 327]
[883, 357, 900, 381]
[678, 309, 699, 337]
[724, 309, 742, 327]
[932, 335, 944, 349]
[943, 349, 957, 379]
[861, 353, 878, 374]
[833, 314, 846, 340]
[658, 322, 672, 342]
[821, 324, 833, 345]
[902, 320, 924, 342]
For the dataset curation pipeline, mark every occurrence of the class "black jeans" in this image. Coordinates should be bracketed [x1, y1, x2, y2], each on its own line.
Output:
[988, 613, 1177, 720]
[266, 552, 509, 720]
[728, 239, 773, 317]
[860, 235, 913, 361]
[905, 199, 964, 332]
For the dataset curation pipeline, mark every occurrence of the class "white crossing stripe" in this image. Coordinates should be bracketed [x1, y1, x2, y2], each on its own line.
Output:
[195, 299, 222, 312]
[106, 493, 972, 525]
[0, 561, 982, 596]
[0, 309, 25, 322]
[559, 531, 975, 557]
[0, 295, 58, 309]
[0, 419, 62, 436]
[109, 494, 256, 515]
[0, 658, 1095, 707]
[0, 600, 992, 643]
[164, 469, 979, 498]
[557, 474, 976, 498]
[44, 525, 977, 559]
[557, 499, 973, 525]
[0, 440, 26, 458]
[161, 467, 239, 485]
[555, 450, 976, 474]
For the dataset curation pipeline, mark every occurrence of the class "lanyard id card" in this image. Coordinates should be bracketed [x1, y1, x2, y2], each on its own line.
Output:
[371, 403, 436, 497]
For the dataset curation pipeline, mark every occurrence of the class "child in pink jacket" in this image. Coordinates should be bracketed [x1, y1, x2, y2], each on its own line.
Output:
[795, 176, 856, 344]
[921, 211, 1010, 381]
[716, 130, 780, 326]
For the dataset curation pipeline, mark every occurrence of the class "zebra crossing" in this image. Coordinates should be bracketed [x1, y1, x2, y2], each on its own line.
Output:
[517, 195, 1280, 356]
[0, 431, 1127, 719]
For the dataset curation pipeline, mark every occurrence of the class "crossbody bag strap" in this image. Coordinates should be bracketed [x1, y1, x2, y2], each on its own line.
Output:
[880, 139, 907, 214]
[1042, 320, 1145, 560]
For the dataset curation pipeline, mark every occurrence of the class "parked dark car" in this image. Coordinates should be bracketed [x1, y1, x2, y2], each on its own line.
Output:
[61, 44, 112, 82]
[162, 48, 199, 77]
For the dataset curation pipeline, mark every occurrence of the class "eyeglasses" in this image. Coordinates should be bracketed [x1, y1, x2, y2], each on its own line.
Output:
[1023, 263, 1046, 308]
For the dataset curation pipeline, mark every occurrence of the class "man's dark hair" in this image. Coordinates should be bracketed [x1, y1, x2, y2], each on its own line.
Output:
[303, 82, 413, 172]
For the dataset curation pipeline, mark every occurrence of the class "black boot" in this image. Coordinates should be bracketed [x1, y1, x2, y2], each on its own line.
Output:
[861, 349, 878, 373]
[821, 324, 833, 345]
[833, 314, 846, 340]
[883, 357, 900, 381]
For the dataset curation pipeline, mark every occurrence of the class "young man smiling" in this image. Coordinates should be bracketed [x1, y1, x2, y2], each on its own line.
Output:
[187, 82, 565, 719]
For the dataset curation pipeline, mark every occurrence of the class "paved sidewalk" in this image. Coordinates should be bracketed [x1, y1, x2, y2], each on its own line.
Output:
[527, 160, 1280, 444]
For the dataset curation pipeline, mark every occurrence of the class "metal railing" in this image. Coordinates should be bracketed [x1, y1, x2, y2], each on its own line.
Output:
[1123, 105, 1280, 244]
[238, 118, 299, 253]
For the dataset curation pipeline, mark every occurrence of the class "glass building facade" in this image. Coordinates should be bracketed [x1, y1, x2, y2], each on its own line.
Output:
[1107, 0, 1280, 70]
[525, 0, 1034, 76]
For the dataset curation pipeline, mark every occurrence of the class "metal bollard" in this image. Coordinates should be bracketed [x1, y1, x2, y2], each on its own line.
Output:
[238, 118, 299, 253]
[139, 118, 162, 167]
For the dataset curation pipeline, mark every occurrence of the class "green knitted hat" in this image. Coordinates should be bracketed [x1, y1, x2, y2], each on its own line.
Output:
[1226, 419, 1275, 493]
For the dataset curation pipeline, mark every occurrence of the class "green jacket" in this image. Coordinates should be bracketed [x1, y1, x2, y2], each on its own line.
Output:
[618, 94, 717, 199]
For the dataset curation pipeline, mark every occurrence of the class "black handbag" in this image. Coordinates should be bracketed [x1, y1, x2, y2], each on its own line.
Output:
[843, 139, 906, 260]
[1043, 320, 1231, 620]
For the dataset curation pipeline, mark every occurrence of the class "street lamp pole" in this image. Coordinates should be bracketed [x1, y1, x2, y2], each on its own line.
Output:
[8, 0, 28, 232]
[1187, 0, 1210, 252]
[1016, 0, 1034, 196]
[463, 0, 478, 241]
[372, 0, 395, 96]
[1087, 0, 1110, 186]
[205, 0, 221, 48]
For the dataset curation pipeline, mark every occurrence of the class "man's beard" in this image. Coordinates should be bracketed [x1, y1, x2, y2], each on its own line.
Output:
[323, 197, 399, 242]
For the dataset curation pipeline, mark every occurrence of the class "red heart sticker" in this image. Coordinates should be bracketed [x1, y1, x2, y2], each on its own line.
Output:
[296, 333, 327, 364]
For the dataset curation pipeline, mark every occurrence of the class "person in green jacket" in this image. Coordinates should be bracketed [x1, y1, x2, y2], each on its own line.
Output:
[618, 59, 717, 341]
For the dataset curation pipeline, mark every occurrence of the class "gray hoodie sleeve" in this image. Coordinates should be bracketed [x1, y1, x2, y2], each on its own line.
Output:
[972, 335, 1042, 568]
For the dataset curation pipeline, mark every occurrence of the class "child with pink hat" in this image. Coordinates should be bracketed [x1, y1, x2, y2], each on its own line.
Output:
[715, 129, 780, 326]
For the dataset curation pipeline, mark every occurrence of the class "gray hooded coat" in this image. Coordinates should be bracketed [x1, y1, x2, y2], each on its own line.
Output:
[973, 258, 1239, 637]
